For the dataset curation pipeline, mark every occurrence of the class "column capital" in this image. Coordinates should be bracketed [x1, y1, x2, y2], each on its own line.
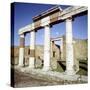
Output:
[20, 34, 24, 38]
[45, 24, 51, 27]
[30, 30, 35, 32]
[45, 24, 50, 26]
[44, 24, 52, 28]
[41, 24, 51, 28]
[66, 17, 74, 21]
[66, 17, 72, 21]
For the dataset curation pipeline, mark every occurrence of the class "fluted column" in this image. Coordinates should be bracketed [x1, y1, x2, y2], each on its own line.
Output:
[66, 17, 75, 75]
[43, 25, 51, 71]
[19, 34, 25, 67]
[29, 31, 35, 68]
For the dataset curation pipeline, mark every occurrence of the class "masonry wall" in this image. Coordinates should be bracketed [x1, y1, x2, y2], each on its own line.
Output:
[50, 41, 61, 69]
[11, 39, 88, 69]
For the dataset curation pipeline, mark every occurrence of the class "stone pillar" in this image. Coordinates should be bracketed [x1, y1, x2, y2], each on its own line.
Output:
[29, 31, 35, 68]
[60, 38, 63, 60]
[65, 17, 75, 75]
[19, 34, 25, 66]
[43, 25, 51, 71]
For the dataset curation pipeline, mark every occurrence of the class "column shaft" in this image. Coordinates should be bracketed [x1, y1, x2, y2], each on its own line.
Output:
[19, 34, 24, 66]
[29, 31, 35, 68]
[66, 17, 75, 75]
[60, 38, 63, 60]
[43, 25, 51, 71]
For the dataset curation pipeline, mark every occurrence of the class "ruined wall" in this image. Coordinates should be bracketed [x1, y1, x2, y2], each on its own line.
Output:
[62, 36, 88, 61]
[62, 37, 88, 72]
[11, 46, 44, 67]
[74, 40, 88, 61]
[35, 45, 44, 68]
[50, 41, 61, 69]
[11, 46, 19, 65]
[11, 38, 88, 70]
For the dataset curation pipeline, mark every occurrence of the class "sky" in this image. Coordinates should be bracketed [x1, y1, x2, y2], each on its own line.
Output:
[12, 2, 88, 46]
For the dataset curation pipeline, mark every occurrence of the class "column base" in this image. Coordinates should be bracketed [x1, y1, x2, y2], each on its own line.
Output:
[42, 66, 51, 71]
[14, 65, 26, 72]
[29, 57, 35, 69]
[65, 70, 76, 75]
[18, 64, 24, 68]
[28, 66, 34, 69]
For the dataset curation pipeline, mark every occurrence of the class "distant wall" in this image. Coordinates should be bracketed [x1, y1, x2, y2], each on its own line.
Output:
[74, 40, 88, 60]
[62, 38, 88, 61]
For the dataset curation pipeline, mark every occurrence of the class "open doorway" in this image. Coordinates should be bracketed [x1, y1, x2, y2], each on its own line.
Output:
[51, 37, 66, 72]
[51, 40, 61, 60]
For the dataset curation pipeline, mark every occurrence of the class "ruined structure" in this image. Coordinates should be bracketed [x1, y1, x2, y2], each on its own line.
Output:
[17, 6, 87, 75]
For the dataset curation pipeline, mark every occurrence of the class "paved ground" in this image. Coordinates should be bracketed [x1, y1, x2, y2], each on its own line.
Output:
[14, 69, 62, 88]
[13, 68, 87, 88]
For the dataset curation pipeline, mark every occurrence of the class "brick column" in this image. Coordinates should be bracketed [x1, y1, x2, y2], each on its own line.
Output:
[19, 34, 25, 66]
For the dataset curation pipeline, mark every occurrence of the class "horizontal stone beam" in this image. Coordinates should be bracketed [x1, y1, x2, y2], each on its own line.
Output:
[32, 5, 62, 21]
[18, 23, 34, 35]
[18, 6, 87, 35]
[51, 37, 63, 41]
[59, 6, 88, 20]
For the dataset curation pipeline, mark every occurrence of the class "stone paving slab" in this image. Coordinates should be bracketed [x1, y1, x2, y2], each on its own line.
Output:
[15, 66, 88, 83]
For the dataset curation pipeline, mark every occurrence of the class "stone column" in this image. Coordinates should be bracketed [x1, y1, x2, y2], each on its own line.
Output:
[43, 25, 51, 71]
[29, 31, 35, 68]
[65, 17, 75, 75]
[60, 38, 63, 60]
[19, 34, 25, 67]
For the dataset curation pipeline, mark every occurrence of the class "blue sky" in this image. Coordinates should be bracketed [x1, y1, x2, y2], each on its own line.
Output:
[13, 2, 88, 46]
